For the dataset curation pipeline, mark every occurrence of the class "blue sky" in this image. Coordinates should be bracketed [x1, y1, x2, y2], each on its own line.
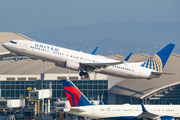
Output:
[0, 0, 179, 33]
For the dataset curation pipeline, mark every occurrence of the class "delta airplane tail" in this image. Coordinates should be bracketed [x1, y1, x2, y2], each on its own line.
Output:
[61, 79, 93, 107]
[140, 43, 175, 72]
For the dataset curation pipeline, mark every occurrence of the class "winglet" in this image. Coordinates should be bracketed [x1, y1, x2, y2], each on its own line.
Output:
[91, 47, 99, 55]
[140, 102, 147, 112]
[99, 100, 104, 105]
[99, 95, 104, 105]
[61, 79, 93, 107]
[124, 53, 133, 61]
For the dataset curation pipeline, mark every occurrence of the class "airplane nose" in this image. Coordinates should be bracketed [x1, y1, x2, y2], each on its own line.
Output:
[2, 43, 5, 47]
[2, 43, 6, 47]
[2, 42, 8, 49]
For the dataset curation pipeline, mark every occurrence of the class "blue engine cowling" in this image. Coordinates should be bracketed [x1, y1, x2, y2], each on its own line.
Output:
[160, 116, 174, 120]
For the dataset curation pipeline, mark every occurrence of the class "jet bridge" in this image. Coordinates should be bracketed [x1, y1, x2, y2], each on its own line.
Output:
[53, 99, 70, 112]
[0, 97, 25, 109]
[0, 98, 7, 110]
[28, 88, 52, 119]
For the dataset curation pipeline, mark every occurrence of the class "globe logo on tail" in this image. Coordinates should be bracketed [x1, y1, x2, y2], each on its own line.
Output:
[141, 54, 162, 72]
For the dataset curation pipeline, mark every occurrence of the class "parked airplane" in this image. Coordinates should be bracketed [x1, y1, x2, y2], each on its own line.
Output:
[62, 79, 179, 119]
[2, 40, 175, 79]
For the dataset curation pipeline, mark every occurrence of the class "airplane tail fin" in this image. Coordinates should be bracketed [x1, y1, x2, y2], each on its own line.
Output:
[141, 43, 175, 71]
[124, 52, 133, 61]
[61, 79, 93, 107]
[140, 102, 147, 112]
[91, 47, 99, 55]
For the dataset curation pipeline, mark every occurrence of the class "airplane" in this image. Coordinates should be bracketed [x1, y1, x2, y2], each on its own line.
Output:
[2, 40, 175, 79]
[62, 79, 180, 119]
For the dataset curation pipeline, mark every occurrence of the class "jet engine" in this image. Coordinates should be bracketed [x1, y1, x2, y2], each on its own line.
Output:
[139, 115, 174, 120]
[55, 61, 80, 70]
[160, 116, 174, 120]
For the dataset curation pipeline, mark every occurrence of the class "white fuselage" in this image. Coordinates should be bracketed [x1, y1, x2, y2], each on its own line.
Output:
[2, 40, 160, 79]
[64, 104, 180, 119]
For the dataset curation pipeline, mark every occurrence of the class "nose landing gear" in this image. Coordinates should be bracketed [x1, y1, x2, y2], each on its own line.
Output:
[79, 71, 89, 78]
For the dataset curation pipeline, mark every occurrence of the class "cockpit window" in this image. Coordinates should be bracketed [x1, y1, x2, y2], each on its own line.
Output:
[10, 41, 17, 44]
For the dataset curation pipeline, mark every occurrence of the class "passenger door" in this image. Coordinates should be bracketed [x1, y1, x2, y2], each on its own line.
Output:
[175, 107, 179, 115]
[26, 41, 32, 51]
[92, 108, 95, 115]
[22, 41, 27, 50]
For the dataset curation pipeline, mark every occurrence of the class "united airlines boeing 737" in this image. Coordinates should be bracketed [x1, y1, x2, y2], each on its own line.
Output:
[2, 40, 175, 79]
[62, 79, 179, 119]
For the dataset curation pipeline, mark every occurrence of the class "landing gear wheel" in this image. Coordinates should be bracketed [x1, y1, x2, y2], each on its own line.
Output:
[79, 71, 84, 76]
[84, 72, 89, 78]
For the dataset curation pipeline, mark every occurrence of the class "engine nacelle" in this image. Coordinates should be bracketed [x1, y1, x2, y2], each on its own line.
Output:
[160, 116, 174, 120]
[56, 61, 80, 70]
[64, 61, 80, 70]
[147, 116, 174, 120]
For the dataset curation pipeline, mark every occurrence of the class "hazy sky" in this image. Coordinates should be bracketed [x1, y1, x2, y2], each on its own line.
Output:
[0, 0, 179, 33]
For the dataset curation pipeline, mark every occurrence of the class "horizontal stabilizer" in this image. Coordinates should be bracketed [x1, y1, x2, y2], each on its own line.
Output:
[70, 108, 85, 112]
[63, 107, 85, 112]
[151, 71, 176, 76]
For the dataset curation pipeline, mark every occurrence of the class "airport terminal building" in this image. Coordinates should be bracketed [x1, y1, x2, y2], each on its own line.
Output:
[0, 32, 180, 118]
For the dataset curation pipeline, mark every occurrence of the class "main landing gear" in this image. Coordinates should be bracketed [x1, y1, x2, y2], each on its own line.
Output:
[79, 71, 89, 78]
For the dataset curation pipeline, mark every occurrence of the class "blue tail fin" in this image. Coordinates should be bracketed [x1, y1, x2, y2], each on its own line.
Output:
[140, 102, 147, 112]
[141, 43, 175, 71]
[99, 100, 104, 105]
[61, 79, 93, 107]
[124, 53, 133, 61]
[91, 47, 99, 55]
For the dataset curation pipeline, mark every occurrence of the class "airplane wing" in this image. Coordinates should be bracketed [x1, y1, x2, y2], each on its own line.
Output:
[0, 52, 20, 59]
[137, 111, 159, 120]
[137, 102, 158, 119]
[80, 61, 123, 70]
[151, 71, 176, 76]
[137, 102, 174, 120]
